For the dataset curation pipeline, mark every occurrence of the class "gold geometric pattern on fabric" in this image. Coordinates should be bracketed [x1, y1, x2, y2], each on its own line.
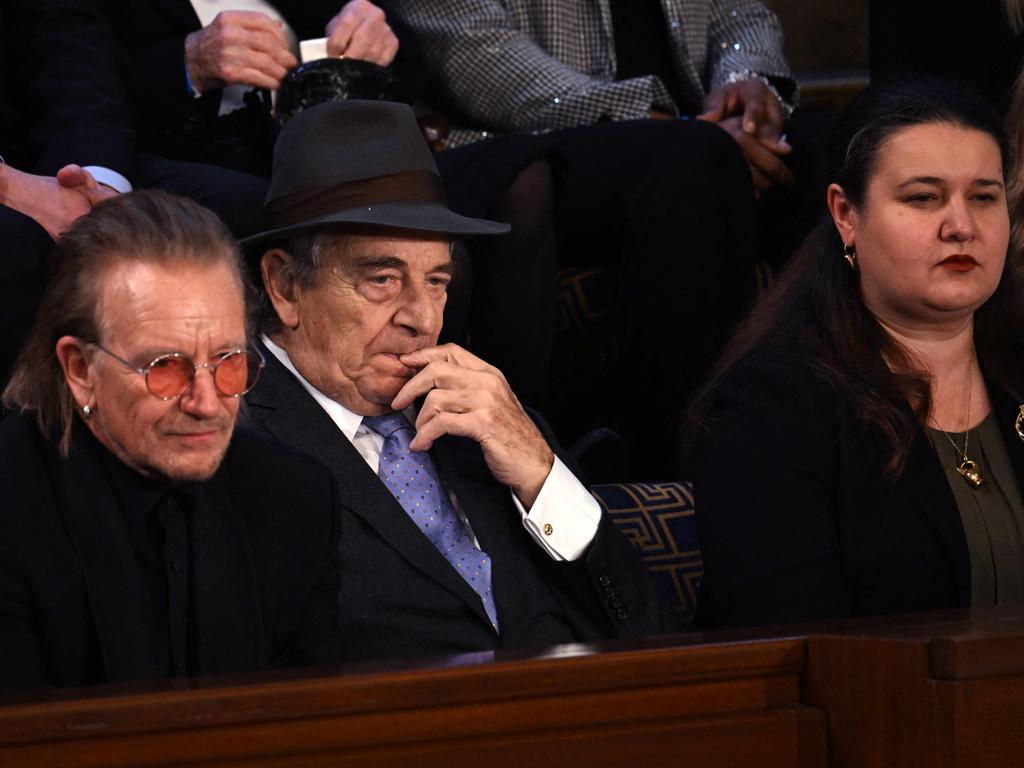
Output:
[554, 267, 615, 334]
[593, 481, 702, 622]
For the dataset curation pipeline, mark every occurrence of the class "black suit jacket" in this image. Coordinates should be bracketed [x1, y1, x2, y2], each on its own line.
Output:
[244, 342, 664, 661]
[0, 413, 342, 694]
[1, 0, 135, 177]
[692, 346, 1024, 629]
[99, 0, 350, 164]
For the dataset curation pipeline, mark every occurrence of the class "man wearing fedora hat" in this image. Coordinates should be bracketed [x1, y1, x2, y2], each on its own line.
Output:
[243, 100, 665, 660]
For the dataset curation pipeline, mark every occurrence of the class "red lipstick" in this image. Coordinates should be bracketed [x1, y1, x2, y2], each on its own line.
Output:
[938, 255, 978, 272]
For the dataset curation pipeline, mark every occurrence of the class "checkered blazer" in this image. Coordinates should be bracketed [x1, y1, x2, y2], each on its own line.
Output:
[389, 0, 794, 147]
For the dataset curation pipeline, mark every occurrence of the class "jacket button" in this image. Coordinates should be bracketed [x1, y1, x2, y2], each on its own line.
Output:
[616, 607, 629, 620]
[598, 575, 611, 587]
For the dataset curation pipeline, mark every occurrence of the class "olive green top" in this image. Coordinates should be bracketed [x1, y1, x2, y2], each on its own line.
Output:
[928, 413, 1024, 607]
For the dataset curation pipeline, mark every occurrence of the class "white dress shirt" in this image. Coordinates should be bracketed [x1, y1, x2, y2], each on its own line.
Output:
[262, 336, 602, 561]
[189, 0, 300, 114]
[82, 167, 131, 193]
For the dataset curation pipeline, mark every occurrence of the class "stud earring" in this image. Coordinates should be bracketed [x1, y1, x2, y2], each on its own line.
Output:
[82, 404, 94, 419]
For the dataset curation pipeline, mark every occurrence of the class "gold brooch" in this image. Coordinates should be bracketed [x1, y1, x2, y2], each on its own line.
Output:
[1017, 405, 1024, 442]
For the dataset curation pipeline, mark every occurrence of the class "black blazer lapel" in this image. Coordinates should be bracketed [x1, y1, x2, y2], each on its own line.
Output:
[54, 440, 158, 683]
[188, 480, 266, 675]
[245, 346, 495, 628]
[150, 0, 202, 31]
[901, 428, 971, 607]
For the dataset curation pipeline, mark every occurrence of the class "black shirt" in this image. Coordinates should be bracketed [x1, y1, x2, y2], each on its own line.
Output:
[90, 427, 198, 678]
[609, 0, 686, 112]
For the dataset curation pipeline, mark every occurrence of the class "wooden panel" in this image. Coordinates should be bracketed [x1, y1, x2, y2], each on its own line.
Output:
[930, 631, 1024, 679]
[763, 0, 869, 74]
[802, 609, 1024, 768]
[803, 635, 945, 768]
[6, 611, 1024, 767]
[0, 636, 824, 768]
[947, 678, 1024, 768]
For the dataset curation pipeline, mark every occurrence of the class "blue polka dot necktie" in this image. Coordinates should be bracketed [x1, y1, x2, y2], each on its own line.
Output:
[363, 412, 499, 631]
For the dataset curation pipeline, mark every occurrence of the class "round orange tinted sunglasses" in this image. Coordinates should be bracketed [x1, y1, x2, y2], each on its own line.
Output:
[86, 341, 265, 400]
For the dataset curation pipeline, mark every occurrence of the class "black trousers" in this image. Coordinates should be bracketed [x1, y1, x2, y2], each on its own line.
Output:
[549, 118, 758, 476]
[437, 134, 560, 409]
[0, 205, 51, 385]
[0, 157, 268, 387]
[441, 119, 758, 478]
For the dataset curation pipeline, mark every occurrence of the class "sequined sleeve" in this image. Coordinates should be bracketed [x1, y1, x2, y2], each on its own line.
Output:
[390, 0, 678, 142]
[704, 0, 795, 102]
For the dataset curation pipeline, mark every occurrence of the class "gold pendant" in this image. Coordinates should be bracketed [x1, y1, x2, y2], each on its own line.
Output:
[1016, 405, 1024, 442]
[957, 458, 985, 489]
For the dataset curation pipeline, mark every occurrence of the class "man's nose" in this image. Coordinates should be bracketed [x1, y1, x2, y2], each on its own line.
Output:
[393, 282, 441, 335]
[178, 367, 222, 418]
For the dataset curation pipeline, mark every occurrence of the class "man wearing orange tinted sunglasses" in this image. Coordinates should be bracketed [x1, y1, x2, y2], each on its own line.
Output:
[0, 191, 342, 694]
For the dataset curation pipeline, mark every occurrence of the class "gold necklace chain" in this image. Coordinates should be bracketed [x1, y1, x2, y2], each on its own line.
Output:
[938, 348, 985, 490]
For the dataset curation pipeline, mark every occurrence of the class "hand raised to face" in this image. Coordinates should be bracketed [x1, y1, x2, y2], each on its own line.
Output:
[391, 344, 554, 509]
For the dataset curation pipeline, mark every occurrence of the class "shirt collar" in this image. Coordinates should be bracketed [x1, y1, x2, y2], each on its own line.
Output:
[75, 419, 177, 530]
[261, 334, 367, 442]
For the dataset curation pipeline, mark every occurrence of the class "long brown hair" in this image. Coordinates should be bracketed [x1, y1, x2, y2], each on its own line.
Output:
[1004, 0, 1024, 33]
[686, 78, 1024, 480]
[3, 190, 247, 454]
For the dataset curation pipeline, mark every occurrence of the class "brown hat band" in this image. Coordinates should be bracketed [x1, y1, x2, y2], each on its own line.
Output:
[265, 170, 446, 228]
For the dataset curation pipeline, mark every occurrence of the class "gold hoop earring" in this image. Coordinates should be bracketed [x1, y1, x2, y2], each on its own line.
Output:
[843, 243, 856, 270]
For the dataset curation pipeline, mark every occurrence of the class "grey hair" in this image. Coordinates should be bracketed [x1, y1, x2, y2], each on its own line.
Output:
[254, 226, 463, 335]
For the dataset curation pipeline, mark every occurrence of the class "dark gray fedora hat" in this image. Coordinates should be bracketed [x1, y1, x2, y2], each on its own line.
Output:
[240, 100, 508, 249]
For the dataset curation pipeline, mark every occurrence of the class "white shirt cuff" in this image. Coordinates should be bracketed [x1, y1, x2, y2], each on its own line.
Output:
[512, 456, 601, 562]
[83, 166, 132, 194]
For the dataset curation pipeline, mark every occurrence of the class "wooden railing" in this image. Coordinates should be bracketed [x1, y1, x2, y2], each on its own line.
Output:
[1, 609, 1022, 767]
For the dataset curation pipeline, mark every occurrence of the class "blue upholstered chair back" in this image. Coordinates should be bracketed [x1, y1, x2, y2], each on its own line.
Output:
[592, 482, 702, 627]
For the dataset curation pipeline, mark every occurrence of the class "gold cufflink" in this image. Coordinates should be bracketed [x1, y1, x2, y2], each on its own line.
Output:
[543, 523, 554, 536]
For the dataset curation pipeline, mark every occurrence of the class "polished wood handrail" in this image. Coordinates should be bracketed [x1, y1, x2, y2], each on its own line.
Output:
[3, 610, 1023, 767]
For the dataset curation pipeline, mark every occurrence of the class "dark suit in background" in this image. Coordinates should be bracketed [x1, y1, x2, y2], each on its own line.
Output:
[245, 344, 666, 661]
[1, 0, 134, 383]
[0, 0, 269, 384]
[100, 0, 347, 175]
[0, 412, 342, 694]
[870, 0, 1024, 113]
[692, 344, 1024, 629]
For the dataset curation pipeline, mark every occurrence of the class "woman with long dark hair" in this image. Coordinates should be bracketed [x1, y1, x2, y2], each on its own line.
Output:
[687, 78, 1024, 628]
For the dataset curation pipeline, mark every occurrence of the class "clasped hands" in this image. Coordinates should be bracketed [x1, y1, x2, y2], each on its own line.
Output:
[698, 78, 793, 193]
[390, 344, 555, 510]
[184, 1, 398, 94]
[0, 164, 117, 240]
